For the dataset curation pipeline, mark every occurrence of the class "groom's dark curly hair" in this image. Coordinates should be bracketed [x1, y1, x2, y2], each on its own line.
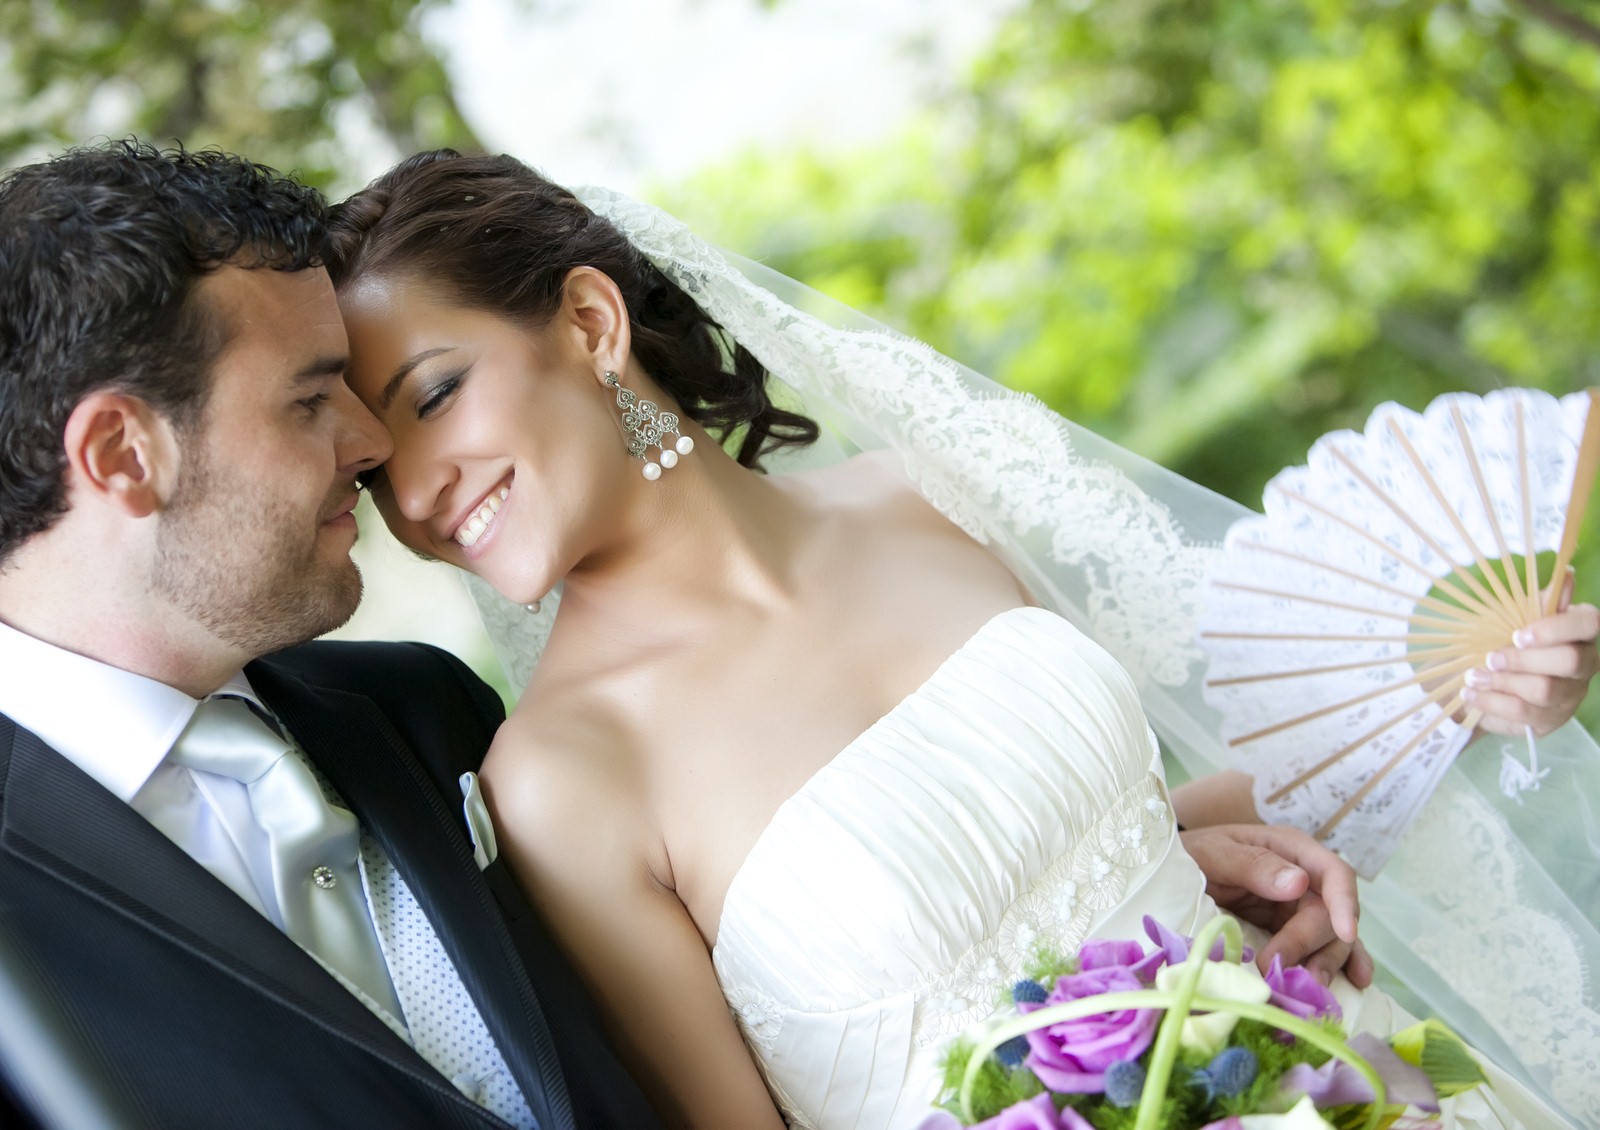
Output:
[0, 138, 329, 564]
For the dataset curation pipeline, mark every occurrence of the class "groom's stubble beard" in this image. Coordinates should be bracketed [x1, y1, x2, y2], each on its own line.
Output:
[153, 441, 363, 656]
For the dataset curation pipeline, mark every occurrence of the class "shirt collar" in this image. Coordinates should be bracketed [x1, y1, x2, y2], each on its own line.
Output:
[0, 619, 260, 803]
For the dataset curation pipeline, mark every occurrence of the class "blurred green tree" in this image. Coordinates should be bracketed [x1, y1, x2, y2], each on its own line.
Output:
[0, 0, 483, 191]
[662, 0, 1600, 730]
[666, 0, 1600, 498]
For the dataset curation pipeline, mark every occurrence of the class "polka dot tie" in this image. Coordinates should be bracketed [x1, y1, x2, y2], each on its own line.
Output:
[361, 835, 537, 1128]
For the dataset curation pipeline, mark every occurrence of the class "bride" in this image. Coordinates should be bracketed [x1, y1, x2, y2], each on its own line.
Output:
[326, 151, 1597, 1129]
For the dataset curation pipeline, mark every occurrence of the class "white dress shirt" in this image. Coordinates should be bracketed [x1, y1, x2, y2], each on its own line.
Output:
[0, 619, 280, 921]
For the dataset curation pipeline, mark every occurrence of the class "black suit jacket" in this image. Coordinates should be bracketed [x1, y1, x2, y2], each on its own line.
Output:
[0, 639, 660, 1129]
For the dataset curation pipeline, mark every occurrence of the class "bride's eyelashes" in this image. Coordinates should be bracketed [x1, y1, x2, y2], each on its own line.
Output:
[416, 367, 470, 419]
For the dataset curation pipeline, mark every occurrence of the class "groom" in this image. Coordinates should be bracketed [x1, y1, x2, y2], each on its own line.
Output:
[0, 140, 1374, 1128]
[0, 142, 661, 1129]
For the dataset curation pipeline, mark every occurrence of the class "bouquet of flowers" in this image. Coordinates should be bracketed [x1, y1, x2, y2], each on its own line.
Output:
[918, 916, 1486, 1130]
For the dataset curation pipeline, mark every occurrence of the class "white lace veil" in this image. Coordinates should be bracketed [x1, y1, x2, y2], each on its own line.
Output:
[464, 187, 1600, 1125]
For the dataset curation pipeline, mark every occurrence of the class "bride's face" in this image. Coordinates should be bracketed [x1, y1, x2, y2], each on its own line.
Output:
[338, 274, 633, 603]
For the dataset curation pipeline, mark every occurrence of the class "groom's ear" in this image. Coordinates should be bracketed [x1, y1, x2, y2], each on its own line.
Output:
[60, 391, 183, 520]
[558, 266, 632, 377]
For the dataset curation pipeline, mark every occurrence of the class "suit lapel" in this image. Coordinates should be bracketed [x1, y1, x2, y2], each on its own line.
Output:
[0, 715, 486, 1111]
[249, 659, 576, 1130]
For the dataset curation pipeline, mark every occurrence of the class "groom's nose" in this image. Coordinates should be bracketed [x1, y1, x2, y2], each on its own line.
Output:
[334, 385, 393, 476]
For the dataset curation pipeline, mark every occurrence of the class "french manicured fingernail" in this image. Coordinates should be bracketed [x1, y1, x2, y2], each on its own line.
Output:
[1514, 628, 1535, 648]
[1464, 668, 1491, 688]
[1462, 688, 1478, 703]
[1486, 652, 1508, 671]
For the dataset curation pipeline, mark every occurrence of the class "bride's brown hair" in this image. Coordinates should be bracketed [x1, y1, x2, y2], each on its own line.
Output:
[324, 150, 818, 468]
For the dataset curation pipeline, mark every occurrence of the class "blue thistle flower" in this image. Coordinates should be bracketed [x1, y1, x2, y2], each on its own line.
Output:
[1207, 1046, 1259, 1096]
[1103, 1058, 1146, 1107]
[1011, 979, 1048, 1005]
[1186, 1064, 1216, 1102]
[994, 1035, 1030, 1068]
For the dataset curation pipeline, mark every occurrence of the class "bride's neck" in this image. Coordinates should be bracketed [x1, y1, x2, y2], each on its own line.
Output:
[562, 439, 818, 621]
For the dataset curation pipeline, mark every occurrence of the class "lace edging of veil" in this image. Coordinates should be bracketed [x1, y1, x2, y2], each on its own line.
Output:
[461, 186, 1600, 1126]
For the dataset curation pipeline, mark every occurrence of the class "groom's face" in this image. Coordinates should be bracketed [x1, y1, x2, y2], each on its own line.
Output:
[152, 265, 391, 654]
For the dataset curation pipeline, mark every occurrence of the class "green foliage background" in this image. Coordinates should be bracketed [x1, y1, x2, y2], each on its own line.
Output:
[657, 0, 1600, 732]
[4, 0, 1598, 729]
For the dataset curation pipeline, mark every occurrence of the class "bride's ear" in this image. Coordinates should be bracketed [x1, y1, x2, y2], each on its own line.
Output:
[558, 266, 632, 379]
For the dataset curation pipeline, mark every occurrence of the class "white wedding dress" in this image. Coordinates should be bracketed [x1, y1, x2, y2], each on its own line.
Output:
[710, 607, 1570, 1130]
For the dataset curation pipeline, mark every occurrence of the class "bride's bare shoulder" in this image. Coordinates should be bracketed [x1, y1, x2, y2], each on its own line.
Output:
[482, 678, 668, 875]
[788, 449, 1029, 605]
[790, 449, 947, 525]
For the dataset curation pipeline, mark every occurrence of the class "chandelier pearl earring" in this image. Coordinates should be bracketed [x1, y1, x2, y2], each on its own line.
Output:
[604, 370, 694, 480]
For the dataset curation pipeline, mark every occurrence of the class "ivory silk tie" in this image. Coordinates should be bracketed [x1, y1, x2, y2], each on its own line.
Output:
[169, 694, 406, 1023]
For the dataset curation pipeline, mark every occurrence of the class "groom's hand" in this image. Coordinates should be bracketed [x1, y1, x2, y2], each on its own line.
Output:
[1180, 823, 1373, 989]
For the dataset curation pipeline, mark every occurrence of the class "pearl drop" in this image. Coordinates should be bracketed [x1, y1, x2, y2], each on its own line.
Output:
[675, 435, 695, 455]
[642, 461, 662, 481]
[659, 449, 679, 469]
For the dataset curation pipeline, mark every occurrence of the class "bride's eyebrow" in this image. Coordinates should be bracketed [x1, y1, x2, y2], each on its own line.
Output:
[380, 346, 457, 410]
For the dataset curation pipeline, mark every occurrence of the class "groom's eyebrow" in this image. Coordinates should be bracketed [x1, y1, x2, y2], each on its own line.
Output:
[380, 347, 456, 411]
[295, 355, 348, 383]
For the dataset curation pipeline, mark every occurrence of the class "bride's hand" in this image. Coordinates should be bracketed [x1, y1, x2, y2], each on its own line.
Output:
[1179, 822, 1373, 989]
[1467, 576, 1599, 738]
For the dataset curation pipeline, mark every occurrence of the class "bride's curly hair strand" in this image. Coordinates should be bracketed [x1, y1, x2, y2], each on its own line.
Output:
[323, 150, 818, 468]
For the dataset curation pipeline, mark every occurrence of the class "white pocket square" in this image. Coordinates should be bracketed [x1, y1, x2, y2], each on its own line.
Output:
[459, 771, 499, 870]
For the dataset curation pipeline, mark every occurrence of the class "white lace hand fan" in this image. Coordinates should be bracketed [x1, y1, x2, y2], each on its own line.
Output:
[1198, 387, 1600, 877]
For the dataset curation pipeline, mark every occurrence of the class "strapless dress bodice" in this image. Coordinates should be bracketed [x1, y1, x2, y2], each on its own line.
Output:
[711, 607, 1212, 1129]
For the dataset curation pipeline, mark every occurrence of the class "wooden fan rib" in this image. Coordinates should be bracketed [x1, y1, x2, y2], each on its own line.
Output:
[1517, 400, 1540, 624]
[1271, 484, 1501, 619]
[1543, 388, 1600, 617]
[1200, 631, 1414, 644]
[1262, 671, 1471, 803]
[1260, 665, 1472, 806]
[1312, 700, 1476, 841]
[1228, 653, 1478, 749]
[1205, 642, 1479, 688]
[1449, 400, 1529, 613]
[1234, 540, 1514, 633]
[1209, 580, 1463, 627]
[1385, 417, 1520, 621]
[1326, 445, 1505, 614]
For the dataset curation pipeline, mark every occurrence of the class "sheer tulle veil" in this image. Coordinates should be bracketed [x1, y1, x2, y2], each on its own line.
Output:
[463, 187, 1600, 1124]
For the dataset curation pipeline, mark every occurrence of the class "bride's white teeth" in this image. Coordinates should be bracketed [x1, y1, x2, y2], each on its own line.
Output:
[454, 481, 511, 548]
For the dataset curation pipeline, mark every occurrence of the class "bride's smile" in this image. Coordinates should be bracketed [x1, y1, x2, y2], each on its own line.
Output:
[452, 479, 511, 550]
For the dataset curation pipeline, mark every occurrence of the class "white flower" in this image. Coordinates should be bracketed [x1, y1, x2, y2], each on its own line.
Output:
[1154, 959, 1271, 1055]
[1225, 1095, 1336, 1129]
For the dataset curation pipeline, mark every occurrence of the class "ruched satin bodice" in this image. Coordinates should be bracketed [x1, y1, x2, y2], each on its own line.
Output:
[711, 607, 1213, 1130]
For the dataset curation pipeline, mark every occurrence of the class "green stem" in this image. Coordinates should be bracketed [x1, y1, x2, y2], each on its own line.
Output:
[1133, 917, 1240, 1130]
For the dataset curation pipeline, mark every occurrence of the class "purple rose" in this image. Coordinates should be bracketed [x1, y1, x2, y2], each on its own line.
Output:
[973, 1093, 1094, 1130]
[1143, 915, 1255, 967]
[1078, 937, 1166, 982]
[1263, 955, 1341, 1023]
[1021, 966, 1160, 1093]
